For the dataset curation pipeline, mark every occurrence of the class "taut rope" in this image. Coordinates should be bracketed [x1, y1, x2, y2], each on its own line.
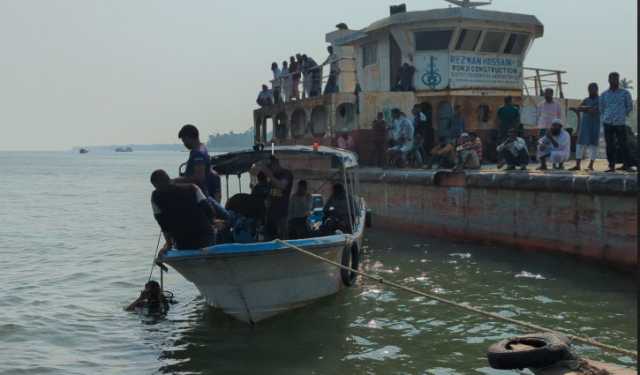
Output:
[275, 239, 637, 358]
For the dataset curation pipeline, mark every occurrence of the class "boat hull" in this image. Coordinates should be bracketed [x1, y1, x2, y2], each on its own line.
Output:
[161, 200, 366, 323]
[166, 238, 348, 323]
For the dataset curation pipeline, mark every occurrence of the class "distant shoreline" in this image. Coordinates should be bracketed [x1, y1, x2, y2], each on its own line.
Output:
[69, 144, 250, 153]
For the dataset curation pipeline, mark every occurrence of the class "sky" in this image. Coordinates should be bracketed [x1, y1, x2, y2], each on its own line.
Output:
[0, 0, 636, 151]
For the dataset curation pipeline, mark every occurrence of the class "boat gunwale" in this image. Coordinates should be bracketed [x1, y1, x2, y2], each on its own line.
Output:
[159, 234, 352, 262]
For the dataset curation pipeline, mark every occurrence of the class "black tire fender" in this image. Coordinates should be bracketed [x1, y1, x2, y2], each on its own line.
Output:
[340, 244, 359, 286]
[487, 333, 573, 370]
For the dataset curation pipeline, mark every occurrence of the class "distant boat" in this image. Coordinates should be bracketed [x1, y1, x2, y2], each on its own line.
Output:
[79, 148, 89, 154]
[115, 146, 133, 152]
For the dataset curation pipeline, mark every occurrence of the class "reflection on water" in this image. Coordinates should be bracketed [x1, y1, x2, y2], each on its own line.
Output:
[0, 151, 636, 375]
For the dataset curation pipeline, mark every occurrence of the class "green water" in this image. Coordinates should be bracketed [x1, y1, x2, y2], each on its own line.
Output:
[0, 151, 635, 374]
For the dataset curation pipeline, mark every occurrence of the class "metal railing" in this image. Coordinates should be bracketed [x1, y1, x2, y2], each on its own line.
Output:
[261, 57, 355, 105]
[522, 67, 568, 98]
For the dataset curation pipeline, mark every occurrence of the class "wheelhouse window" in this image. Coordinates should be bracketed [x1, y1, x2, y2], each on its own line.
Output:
[362, 42, 378, 67]
[503, 33, 530, 54]
[480, 31, 506, 53]
[455, 29, 482, 51]
[415, 30, 454, 51]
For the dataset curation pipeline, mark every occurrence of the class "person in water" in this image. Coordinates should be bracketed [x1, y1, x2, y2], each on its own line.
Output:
[150, 169, 216, 252]
[125, 280, 166, 312]
[174, 124, 221, 202]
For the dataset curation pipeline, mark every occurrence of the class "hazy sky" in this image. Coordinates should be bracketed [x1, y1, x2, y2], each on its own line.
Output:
[0, 0, 636, 150]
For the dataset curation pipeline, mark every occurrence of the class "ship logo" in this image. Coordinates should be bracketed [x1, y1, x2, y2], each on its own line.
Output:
[421, 56, 442, 89]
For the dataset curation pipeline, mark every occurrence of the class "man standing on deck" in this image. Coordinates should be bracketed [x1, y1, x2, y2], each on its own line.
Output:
[536, 88, 561, 138]
[322, 46, 339, 94]
[150, 170, 216, 252]
[174, 124, 222, 202]
[497, 96, 520, 141]
[371, 112, 388, 167]
[450, 105, 466, 142]
[386, 109, 414, 168]
[412, 105, 429, 162]
[260, 156, 293, 240]
[570, 83, 601, 171]
[600, 72, 634, 172]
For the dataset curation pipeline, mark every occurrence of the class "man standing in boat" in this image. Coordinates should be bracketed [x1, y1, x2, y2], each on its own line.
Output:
[260, 156, 293, 240]
[175, 124, 222, 202]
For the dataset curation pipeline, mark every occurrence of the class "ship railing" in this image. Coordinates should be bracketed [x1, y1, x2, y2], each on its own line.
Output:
[266, 57, 356, 103]
[522, 67, 568, 99]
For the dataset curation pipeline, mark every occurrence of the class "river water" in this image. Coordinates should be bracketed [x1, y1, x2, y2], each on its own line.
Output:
[0, 151, 636, 375]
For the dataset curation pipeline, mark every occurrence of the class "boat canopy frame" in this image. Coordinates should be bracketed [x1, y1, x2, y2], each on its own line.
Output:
[210, 145, 359, 176]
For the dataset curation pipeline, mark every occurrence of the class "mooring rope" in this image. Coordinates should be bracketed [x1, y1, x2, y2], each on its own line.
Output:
[147, 231, 162, 282]
[275, 239, 637, 358]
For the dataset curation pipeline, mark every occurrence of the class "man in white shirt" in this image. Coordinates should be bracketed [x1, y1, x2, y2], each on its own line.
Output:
[270, 62, 282, 104]
[537, 119, 570, 170]
[536, 88, 562, 137]
[497, 128, 529, 170]
[386, 108, 414, 167]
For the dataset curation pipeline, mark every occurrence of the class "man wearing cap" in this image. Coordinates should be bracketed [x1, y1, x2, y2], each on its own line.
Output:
[537, 119, 570, 170]
[175, 124, 222, 202]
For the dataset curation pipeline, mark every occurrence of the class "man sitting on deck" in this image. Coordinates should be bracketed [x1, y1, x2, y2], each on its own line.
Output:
[537, 119, 571, 170]
[425, 137, 455, 170]
[497, 128, 529, 171]
[150, 169, 216, 253]
[454, 132, 482, 170]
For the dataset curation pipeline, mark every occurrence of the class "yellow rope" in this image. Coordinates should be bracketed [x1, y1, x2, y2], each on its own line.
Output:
[275, 239, 637, 358]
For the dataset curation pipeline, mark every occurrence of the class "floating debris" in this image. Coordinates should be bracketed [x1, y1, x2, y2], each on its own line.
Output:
[515, 271, 546, 280]
[449, 253, 472, 259]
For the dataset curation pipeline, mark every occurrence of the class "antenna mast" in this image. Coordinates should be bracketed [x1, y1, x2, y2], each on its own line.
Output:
[444, 0, 492, 8]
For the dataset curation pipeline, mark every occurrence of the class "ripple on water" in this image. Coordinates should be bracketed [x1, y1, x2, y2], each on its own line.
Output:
[344, 345, 408, 361]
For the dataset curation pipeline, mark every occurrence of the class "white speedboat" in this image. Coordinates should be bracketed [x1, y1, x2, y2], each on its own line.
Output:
[158, 146, 367, 324]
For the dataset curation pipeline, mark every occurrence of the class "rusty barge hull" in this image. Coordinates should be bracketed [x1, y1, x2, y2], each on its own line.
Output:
[298, 168, 638, 269]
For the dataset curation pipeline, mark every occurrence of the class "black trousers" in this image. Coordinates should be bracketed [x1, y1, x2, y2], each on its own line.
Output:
[604, 124, 629, 167]
[499, 148, 529, 167]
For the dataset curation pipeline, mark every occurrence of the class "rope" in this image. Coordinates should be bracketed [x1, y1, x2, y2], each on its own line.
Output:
[275, 239, 637, 358]
[147, 231, 162, 282]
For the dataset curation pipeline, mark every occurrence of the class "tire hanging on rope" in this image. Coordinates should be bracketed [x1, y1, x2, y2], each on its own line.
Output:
[340, 244, 359, 286]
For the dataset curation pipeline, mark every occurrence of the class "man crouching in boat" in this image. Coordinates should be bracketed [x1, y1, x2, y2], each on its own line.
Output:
[150, 169, 217, 254]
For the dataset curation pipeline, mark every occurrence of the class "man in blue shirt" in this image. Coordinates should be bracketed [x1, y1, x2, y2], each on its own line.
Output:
[600, 72, 634, 172]
[174, 124, 222, 201]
